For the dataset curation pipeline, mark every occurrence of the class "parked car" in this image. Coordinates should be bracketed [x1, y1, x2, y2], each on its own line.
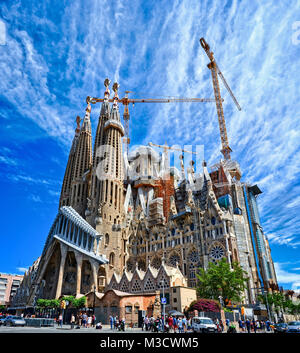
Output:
[191, 317, 218, 333]
[273, 323, 288, 333]
[286, 321, 300, 333]
[0, 315, 7, 326]
[4, 316, 26, 327]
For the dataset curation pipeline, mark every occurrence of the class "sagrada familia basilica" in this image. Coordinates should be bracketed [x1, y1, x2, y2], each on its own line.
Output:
[12, 79, 278, 312]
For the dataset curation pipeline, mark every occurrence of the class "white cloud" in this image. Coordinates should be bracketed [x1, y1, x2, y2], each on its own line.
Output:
[16, 267, 28, 273]
[0, 155, 18, 166]
[29, 194, 42, 203]
[0, 0, 299, 253]
[274, 262, 300, 290]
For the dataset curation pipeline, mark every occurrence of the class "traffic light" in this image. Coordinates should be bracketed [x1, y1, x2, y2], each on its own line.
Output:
[60, 300, 66, 309]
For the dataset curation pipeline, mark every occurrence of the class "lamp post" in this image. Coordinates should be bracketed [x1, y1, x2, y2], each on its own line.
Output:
[93, 285, 96, 315]
[161, 279, 166, 332]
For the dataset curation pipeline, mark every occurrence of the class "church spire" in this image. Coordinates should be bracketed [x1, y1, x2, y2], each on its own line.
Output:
[70, 102, 93, 217]
[59, 116, 81, 208]
[88, 79, 112, 225]
[93, 81, 126, 280]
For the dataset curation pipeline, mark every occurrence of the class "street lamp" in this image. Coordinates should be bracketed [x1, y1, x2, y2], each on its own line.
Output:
[93, 285, 96, 315]
[161, 279, 166, 332]
[218, 295, 224, 310]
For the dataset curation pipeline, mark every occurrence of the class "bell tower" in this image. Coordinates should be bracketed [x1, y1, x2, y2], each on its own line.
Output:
[92, 81, 126, 280]
[59, 116, 81, 208]
[70, 102, 93, 217]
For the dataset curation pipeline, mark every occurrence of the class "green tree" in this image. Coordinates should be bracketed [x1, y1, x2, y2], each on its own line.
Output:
[196, 258, 249, 303]
[73, 296, 86, 309]
[60, 296, 75, 307]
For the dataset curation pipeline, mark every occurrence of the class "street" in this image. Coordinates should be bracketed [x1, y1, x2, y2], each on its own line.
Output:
[0, 324, 274, 334]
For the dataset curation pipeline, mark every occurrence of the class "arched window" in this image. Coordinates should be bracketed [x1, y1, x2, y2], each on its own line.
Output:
[105, 233, 109, 246]
[109, 252, 115, 266]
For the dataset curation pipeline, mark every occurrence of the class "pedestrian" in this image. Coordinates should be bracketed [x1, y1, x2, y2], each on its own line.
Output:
[238, 319, 243, 332]
[266, 320, 271, 332]
[121, 317, 125, 331]
[58, 313, 63, 328]
[220, 320, 224, 332]
[88, 315, 92, 328]
[168, 316, 173, 332]
[177, 318, 184, 333]
[82, 312, 87, 328]
[70, 314, 75, 329]
[182, 316, 187, 333]
[144, 316, 149, 331]
[109, 315, 114, 330]
[245, 319, 251, 333]
[252, 319, 257, 333]
[114, 316, 118, 330]
[172, 316, 177, 333]
[92, 314, 96, 328]
[187, 317, 191, 331]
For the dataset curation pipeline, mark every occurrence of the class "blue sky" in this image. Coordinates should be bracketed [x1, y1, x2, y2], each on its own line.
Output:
[0, 0, 300, 290]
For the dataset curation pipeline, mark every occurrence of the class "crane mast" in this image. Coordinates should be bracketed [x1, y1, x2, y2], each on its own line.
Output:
[200, 37, 241, 160]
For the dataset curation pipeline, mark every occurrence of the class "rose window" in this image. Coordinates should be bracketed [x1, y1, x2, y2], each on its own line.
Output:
[126, 261, 134, 272]
[151, 257, 161, 269]
[168, 253, 180, 267]
[189, 250, 199, 263]
[209, 245, 225, 260]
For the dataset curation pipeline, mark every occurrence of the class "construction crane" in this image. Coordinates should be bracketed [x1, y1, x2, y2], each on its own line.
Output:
[87, 80, 220, 155]
[148, 141, 198, 178]
[200, 37, 241, 160]
[148, 141, 198, 155]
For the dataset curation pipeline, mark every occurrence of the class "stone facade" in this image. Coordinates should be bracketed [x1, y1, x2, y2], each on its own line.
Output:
[85, 289, 156, 324]
[13, 79, 278, 308]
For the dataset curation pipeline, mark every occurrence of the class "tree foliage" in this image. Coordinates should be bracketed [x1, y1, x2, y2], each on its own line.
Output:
[258, 292, 300, 315]
[36, 296, 86, 309]
[36, 299, 60, 308]
[72, 296, 86, 309]
[196, 258, 249, 303]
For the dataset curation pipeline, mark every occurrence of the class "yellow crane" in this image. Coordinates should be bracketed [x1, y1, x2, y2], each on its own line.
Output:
[200, 37, 241, 160]
[87, 80, 221, 155]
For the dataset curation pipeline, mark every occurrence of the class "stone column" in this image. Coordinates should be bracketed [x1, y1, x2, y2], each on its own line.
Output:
[77, 228, 81, 247]
[55, 244, 68, 299]
[96, 236, 100, 255]
[61, 216, 66, 237]
[57, 215, 62, 234]
[75, 252, 83, 295]
[91, 260, 99, 292]
[223, 221, 232, 268]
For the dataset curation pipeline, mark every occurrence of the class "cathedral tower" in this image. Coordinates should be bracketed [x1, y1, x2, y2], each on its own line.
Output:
[69, 103, 93, 217]
[94, 82, 126, 281]
[87, 79, 111, 225]
[59, 116, 81, 208]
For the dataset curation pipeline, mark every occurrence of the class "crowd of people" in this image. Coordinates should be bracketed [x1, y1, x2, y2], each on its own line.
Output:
[141, 315, 191, 333]
[109, 316, 126, 331]
[238, 318, 272, 333]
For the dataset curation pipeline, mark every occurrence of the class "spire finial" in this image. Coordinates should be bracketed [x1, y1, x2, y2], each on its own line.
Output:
[76, 115, 81, 131]
[86, 100, 91, 114]
[104, 78, 111, 98]
[112, 82, 120, 99]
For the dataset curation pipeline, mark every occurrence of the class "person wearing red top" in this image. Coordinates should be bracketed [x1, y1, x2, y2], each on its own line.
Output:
[168, 316, 173, 332]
